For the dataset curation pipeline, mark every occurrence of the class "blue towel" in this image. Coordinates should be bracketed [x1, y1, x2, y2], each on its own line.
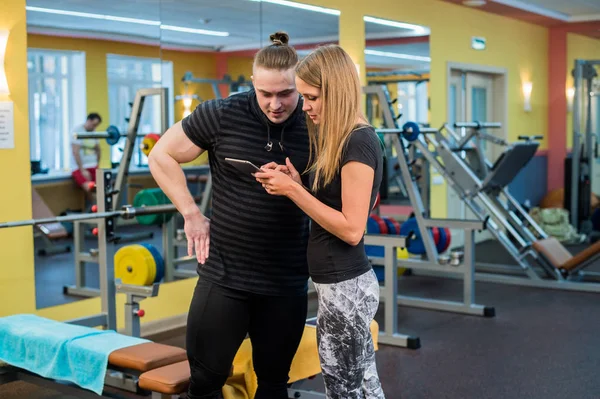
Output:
[0, 314, 150, 395]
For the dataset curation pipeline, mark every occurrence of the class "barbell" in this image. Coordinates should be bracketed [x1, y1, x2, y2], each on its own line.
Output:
[0, 203, 178, 230]
[75, 125, 160, 148]
[74, 126, 161, 156]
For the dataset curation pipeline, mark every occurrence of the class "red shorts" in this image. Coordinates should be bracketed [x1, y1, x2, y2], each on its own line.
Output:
[72, 167, 97, 187]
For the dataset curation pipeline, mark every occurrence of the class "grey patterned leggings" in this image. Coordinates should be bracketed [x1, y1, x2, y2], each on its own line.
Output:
[313, 269, 385, 399]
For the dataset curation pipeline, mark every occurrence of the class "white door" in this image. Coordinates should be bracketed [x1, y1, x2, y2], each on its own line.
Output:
[446, 71, 497, 248]
[466, 73, 495, 162]
[446, 72, 467, 248]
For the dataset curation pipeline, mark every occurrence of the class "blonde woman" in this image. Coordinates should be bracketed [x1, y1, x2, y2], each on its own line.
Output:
[255, 45, 385, 399]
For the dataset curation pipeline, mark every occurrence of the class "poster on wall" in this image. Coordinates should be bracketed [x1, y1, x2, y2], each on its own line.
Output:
[0, 101, 14, 149]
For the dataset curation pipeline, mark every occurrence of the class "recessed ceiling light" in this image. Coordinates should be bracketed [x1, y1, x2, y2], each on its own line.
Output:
[463, 0, 486, 6]
[365, 49, 431, 62]
[25, 6, 229, 36]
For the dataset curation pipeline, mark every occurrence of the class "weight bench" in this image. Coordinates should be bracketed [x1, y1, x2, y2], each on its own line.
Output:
[533, 237, 600, 276]
[138, 321, 380, 399]
[31, 187, 71, 256]
[0, 314, 379, 399]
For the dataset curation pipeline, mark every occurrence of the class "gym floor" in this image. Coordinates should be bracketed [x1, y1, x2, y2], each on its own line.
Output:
[8, 239, 600, 398]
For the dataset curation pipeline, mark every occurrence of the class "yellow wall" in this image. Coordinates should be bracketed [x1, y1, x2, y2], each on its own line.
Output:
[1, 0, 553, 325]
[0, 0, 36, 315]
[226, 55, 254, 81]
[566, 33, 600, 148]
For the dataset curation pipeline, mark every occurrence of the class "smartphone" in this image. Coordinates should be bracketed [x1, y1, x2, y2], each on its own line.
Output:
[225, 157, 263, 175]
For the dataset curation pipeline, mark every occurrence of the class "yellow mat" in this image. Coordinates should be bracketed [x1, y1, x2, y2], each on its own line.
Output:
[223, 320, 380, 399]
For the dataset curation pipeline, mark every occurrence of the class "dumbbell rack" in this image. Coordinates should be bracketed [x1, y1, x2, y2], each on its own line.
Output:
[362, 86, 495, 335]
[63, 88, 170, 299]
[64, 169, 159, 336]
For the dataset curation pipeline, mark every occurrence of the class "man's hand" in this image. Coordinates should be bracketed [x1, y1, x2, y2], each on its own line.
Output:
[81, 169, 92, 181]
[184, 212, 211, 264]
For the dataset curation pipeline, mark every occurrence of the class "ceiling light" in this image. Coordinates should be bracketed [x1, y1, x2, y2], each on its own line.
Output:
[160, 25, 229, 36]
[25, 6, 229, 36]
[365, 49, 431, 62]
[463, 0, 487, 6]
[248, 0, 340, 16]
[25, 6, 159, 25]
[364, 16, 428, 34]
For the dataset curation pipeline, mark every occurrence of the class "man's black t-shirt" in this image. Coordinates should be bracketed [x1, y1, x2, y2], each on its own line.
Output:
[181, 89, 311, 296]
[307, 125, 383, 284]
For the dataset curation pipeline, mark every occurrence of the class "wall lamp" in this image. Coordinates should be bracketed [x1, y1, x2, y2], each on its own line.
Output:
[522, 81, 532, 112]
[566, 87, 575, 113]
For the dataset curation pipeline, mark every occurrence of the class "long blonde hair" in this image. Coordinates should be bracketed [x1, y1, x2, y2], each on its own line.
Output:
[295, 45, 366, 192]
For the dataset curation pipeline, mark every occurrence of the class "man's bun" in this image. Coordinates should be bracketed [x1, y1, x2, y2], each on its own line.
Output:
[270, 31, 289, 46]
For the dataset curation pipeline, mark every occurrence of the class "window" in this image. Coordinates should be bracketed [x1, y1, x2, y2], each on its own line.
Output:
[107, 55, 174, 167]
[28, 49, 86, 172]
[395, 82, 429, 126]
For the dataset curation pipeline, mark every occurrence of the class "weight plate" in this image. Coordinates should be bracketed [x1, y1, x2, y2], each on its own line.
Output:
[382, 216, 398, 235]
[114, 244, 157, 286]
[141, 243, 164, 283]
[402, 121, 421, 142]
[106, 125, 121, 146]
[399, 217, 425, 255]
[133, 188, 173, 225]
[442, 227, 452, 252]
[431, 227, 440, 247]
[366, 216, 381, 234]
[141, 134, 161, 157]
[370, 214, 388, 235]
[436, 226, 447, 253]
[365, 216, 385, 258]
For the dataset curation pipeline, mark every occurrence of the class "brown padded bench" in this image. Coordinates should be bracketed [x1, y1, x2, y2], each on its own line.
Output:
[139, 360, 190, 397]
[108, 342, 187, 373]
[32, 187, 69, 240]
[533, 237, 600, 274]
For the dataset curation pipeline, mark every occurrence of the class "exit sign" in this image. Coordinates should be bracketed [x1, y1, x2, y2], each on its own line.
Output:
[472, 37, 486, 51]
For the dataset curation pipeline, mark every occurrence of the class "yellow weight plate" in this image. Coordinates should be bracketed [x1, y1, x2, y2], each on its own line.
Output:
[141, 134, 160, 157]
[114, 244, 157, 286]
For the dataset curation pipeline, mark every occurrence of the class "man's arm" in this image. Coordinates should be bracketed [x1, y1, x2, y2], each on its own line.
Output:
[95, 142, 101, 166]
[72, 143, 85, 171]
[148, 121, 204, 218]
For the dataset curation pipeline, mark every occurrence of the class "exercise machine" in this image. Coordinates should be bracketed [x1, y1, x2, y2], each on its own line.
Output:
[363, 86, 495, 336]
[181, 71, 252, 100]
[566, 59, 600, 232]
[366, 85, 600, 293]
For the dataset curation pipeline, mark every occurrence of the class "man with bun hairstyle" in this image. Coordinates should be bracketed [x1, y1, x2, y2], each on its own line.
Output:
[149, 32, 310, 399]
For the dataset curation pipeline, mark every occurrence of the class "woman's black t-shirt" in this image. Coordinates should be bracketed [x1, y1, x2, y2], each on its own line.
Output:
[307, 125, 383, 284]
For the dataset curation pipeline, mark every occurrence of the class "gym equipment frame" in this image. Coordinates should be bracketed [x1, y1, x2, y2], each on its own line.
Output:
[567, 59, 600, 232]
[365, 85, 600, 294]
[0, 168, 193, 334]
[363, 85, 496, 326]
[65, 88, 168, 298]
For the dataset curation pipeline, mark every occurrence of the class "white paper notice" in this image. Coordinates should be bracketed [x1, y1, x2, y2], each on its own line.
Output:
[0, 102, 14, 149]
